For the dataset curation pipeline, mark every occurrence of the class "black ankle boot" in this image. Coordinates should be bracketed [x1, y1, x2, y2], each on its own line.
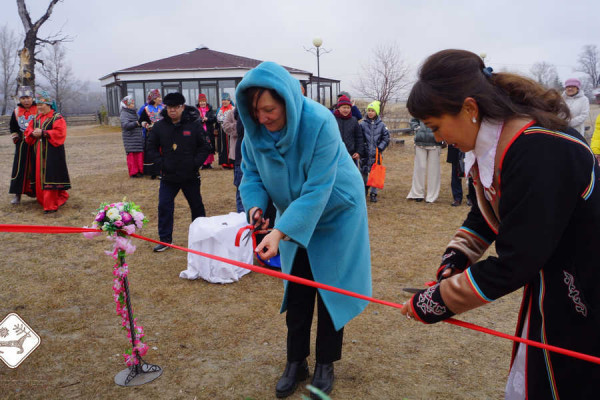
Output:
[310, 363, 334, 399]
[370, 193, 378, 203]
[275, 359, 309, 398]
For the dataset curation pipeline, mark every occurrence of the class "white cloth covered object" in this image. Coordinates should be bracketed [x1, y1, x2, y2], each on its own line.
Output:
[180, 212, 253, 283]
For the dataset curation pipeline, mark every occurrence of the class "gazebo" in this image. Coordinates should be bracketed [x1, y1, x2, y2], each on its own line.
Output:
[99, 46, 340, 116]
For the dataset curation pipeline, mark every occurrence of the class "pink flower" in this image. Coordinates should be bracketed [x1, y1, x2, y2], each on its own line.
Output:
[123, 353, 139, 366]
[95, 211, 106, 222]
[113, 278, 123, 293]
[121, 212, 132, 224]
[104, 248, 119, 260]
[82, 227, 102, 239]
[114, 220, 124, 228]
[135, 342, 149, 357]
[122, 224, 136, 235]
[114, 236, 136, 254]
[113, 264, 128, 278]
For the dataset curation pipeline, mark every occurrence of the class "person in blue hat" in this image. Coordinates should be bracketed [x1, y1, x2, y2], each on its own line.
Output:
[236, 62, 372, 399]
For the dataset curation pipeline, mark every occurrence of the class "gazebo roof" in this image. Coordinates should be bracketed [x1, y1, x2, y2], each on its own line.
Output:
[112, 46, 311, 75]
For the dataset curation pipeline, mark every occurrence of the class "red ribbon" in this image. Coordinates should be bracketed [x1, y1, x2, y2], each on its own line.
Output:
[2, 223, 600, 366]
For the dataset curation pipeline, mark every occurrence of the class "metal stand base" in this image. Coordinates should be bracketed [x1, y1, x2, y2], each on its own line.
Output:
[114, 359, 163, 386]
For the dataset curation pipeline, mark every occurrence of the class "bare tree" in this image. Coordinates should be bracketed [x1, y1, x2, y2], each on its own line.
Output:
[354, 43, 411, 117]
[39, 42, 82, 113]
[530, 61, 562, 90]
[16, 0, 68, 88]
[0, 24, 19, 115]
[575, 44, 600, 88]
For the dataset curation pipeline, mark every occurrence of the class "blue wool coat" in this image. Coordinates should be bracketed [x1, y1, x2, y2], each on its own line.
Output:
[236, 62, 372, 330]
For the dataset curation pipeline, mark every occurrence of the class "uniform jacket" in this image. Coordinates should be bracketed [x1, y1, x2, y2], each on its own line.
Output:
[146, 106, 209, 183]
[119, 107, 144, 153]
[359, 116, 390, 173]
[236, 62, 372, 330]
[436, 121, 600, 399]
[562, 90, 590, 135]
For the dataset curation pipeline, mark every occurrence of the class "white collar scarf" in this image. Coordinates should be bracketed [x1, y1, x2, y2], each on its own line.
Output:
[464, 119, 504, 189]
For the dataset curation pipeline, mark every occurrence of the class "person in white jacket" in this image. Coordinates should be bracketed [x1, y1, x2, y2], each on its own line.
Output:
[562, 78, 590, 140]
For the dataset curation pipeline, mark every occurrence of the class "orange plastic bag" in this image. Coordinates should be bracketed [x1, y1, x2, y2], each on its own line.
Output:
[366, 149, 386, 189]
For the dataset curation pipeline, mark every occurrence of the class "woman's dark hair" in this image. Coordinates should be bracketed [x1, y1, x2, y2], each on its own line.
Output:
[244, 87, 285, 123]
[407, 49, 570, 131]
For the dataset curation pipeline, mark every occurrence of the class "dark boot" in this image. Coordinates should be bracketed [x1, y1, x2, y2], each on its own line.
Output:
[310, 363, 334, 399]
[369, 193, 378, 203]
[275, 359, 309, 398]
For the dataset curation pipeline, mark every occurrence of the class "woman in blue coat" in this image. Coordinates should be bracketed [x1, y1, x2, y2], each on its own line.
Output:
[236, 62, 372, 399]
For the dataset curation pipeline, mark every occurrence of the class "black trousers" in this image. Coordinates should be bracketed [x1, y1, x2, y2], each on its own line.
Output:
[450, 161, 463, 202]
[286, 248, 343, 364]
[158, 178, 206, 243]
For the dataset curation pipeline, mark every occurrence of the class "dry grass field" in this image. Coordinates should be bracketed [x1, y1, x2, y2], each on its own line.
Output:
[0, 123, 524, 399]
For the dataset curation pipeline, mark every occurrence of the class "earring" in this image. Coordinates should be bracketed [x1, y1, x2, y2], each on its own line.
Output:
[472, 117, 477, 124]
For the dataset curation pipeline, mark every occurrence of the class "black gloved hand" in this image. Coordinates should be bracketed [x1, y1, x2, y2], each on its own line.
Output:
[436, 248, 470, 281]
[409, 283, 455, 324]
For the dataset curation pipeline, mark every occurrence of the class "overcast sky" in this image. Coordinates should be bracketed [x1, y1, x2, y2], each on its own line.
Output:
[3, 0, 599, 94]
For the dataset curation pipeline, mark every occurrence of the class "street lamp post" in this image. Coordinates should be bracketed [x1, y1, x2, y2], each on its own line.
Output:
[480, 52, 487, 64]
[305, 38, 331, 105]
[313, 38, 322, 104]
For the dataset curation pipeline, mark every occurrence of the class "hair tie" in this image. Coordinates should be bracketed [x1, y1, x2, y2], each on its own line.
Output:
[482, 66, 493, 78]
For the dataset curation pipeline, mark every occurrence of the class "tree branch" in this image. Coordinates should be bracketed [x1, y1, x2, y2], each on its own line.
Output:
[16, 0, 33, 32]
[32, 0, 62, 32]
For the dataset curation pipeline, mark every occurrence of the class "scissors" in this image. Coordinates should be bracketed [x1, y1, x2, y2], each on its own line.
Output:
[242, 208, 269, 245]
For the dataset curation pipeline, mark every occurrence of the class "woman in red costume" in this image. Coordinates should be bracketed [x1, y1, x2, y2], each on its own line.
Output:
[24, 90, 71, 214]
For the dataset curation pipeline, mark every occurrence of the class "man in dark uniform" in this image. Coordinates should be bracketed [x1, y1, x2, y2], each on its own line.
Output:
[146, 92, 210, 251]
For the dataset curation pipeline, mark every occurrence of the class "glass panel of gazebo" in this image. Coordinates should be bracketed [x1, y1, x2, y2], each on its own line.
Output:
[218, 80, 236, 104]
[200, 85, 217, 107]
[182, 81, 199, 106]
[109, 86, 119, 116]
[126, 82, 145, 111]
[327, 87, 332, 108]
[162, 82, 180, 95]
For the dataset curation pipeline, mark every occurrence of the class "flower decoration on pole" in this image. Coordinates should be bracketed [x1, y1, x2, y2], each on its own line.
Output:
[83, 200, 162, 386]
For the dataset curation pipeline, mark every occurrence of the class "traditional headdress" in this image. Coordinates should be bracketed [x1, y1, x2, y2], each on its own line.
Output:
[35, 90, 57, 110]
[16, 86, 34, 99]
[147, 89, 161, 103]
[120, 95, 134, 109]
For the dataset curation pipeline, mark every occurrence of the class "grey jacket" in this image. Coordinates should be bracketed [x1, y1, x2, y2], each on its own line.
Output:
[410, 118, 442, 147]
[120, 107, 144, 153]
[359, 116, 390, 172]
